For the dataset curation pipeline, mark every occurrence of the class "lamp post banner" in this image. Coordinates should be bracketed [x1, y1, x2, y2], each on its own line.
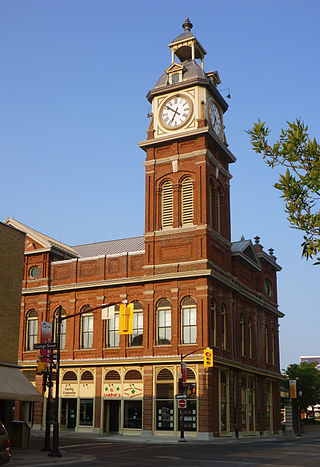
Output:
[41, 322, 52, 363]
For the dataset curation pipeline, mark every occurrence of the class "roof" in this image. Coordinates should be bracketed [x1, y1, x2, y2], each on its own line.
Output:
[170, 30, 195, 44]
[72, 236, 145, 258]
[231, 237, 261, 271]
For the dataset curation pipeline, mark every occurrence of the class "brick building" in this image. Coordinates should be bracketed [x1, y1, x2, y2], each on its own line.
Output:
[0, 222, 41, 431]
[5, 19, 283, 439]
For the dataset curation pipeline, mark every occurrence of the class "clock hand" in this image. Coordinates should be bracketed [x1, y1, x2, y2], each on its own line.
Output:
[165, 105, 180, 115]
[170, 107, 180, 124]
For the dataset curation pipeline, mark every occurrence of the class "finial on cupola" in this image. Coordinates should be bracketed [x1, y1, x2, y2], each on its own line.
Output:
[182, 17, 193, 32]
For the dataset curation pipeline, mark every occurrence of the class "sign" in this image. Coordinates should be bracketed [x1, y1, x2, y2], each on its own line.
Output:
[289, 379, 297, 399]
[61, 383, 78, 398]
[181, 361, 187, 383]
[176, 395, 187, 400]
[123, 383, 143, 398]
[40, 321, 52, 363]
[101, 305, 115, 320]
[34, 342, 57, 350]
[103, 383, 122, 399]
[178, 399, 187, 409]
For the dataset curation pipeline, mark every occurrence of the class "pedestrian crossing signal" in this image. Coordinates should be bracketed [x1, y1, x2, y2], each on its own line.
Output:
[203, 348, 213, 367]
[119, 303, 134, 335]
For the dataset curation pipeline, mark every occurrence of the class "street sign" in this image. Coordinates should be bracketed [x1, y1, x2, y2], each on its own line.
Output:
[34, 342, 57, 350]
[178, 399, 187, 409]
[176, 395, 187, 400]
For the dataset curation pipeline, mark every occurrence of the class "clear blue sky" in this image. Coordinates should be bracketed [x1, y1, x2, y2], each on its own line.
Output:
[1, 0, 319, 370]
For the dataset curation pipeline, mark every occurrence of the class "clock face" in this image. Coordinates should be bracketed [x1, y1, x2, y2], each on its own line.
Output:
[208, 101, 222, 137]
[160, 95, 192, 129]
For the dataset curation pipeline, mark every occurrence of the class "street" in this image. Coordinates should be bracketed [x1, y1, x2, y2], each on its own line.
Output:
[10, 434, 320, 466]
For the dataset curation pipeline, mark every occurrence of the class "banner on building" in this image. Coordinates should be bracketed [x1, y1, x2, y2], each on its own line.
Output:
[289, 379, 297, 398]
[40, 321, 52, 363]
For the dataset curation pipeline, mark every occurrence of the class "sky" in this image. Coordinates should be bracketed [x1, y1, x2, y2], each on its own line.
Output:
[1, 0, 319, 370]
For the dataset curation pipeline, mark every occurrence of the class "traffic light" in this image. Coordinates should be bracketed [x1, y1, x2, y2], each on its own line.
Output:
[119, 303, 134, 335]
[203, 348, 214, 367]
[36, 361, 47, 375]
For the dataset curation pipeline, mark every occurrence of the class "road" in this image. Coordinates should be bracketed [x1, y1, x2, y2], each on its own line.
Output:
[56, 436, 320, 466]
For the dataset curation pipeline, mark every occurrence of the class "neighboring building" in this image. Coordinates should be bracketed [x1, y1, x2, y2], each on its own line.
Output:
[5, 19, 284, 439]
[0, 222, 41, 431]
[300, 357, 320, 370]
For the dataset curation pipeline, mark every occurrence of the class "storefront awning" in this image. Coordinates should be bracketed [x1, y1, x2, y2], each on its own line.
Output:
[0, 366, 42, 402]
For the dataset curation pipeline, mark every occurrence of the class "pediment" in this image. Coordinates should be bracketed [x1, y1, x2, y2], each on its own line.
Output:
[165, 62, 185, 74]
[231, 237, 261, 271]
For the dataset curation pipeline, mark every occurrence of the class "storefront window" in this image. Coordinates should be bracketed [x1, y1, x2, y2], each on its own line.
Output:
[220, 371, 228, 432]
[265, 382, 272, 431]
[79, 399, 93, 426]
[124, 400, 142, 429]
[178, 369, 197, 432]
[241, 375, 255, 432]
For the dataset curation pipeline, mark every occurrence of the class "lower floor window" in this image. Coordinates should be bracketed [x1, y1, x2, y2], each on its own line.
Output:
[124, 400, 142, 429]
[241, 375, 255, 432]
[178, 399, 197, 431]
[80, 399, 93, 426]
[156, 401, 174, 430]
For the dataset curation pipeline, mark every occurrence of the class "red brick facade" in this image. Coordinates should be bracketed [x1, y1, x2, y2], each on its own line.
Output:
[8, 21, 283, 439]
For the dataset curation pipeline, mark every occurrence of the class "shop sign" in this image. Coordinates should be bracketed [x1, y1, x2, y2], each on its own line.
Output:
[123, 383, 143, 398]
[80, 382, 95, 398]
[61, 383, 78, 398]
[104, 383, 122, 399]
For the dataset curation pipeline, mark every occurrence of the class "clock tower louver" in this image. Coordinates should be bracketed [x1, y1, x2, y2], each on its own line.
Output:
[139, 18, 236, 277]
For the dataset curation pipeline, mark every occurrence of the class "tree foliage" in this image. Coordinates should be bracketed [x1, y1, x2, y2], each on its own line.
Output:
[284, 362, 320, 413]
[247, 119, 320, 264]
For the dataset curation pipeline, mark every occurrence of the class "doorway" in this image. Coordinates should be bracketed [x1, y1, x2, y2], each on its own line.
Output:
[61, 398, 77, 429]
[103, 400, 120, 433]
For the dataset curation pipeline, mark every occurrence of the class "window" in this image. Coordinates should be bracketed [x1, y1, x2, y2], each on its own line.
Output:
[157, 299, 171, 345]
[265, 382, 273, 432]
[81, 308, 93, 349]
[79, 399, 93, 426]
[216, 187, 222, 234]
[54, 308, 66, 350]
[211, 299, 216, 347]
[264, 278, 272, 297]
[181, 177, 194, 225]
[26, 310, 38, 351]
[209, 180, 214, 228]
[181, 297, 197, 344]
[248, 318, 253, 359]
[129, 301, 143, 347]
[220, 370, 229, 433]
[240, 314, 245, 357]
[156, 369, 174, 431]
[63, 371, 77, 381]
[124, 400, 142, 429]
[271, 329, 275, 365]
[106, 305, 119, 347]
[161, 181, 173, 229]
[171, 73, 180, 84]
[221, 305, 226, 349]
[265, 327, 269, 364]
[178, 368, 197, 432]
[241, 375, 255, 432]
[29, 266, 40, 279]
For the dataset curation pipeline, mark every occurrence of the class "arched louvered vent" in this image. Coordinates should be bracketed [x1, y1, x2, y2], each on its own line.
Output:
[181, 296, 196, 306]
[81, 370, 94, 381]
[125, 370, 142, 381]
[181, 177, 193, 225]
[105, 370, 121, 381]
[157, 368, 174, 381]
[186, 368, 196, 380]
[161, 181, 173, 229]
[63, 371, 77, 381]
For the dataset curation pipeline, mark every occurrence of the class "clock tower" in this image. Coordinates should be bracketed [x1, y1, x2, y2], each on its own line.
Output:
[139, 19, 236, 276]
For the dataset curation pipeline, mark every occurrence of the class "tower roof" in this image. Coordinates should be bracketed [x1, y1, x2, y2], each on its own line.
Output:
[169, 18, 206, 63]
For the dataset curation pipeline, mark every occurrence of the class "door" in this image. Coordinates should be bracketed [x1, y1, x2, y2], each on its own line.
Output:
[68, 399, 77, 429]
[103, 400, 120, 433]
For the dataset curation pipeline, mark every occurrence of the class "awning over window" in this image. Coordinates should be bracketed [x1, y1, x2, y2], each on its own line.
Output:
[0, 366, 42, 402]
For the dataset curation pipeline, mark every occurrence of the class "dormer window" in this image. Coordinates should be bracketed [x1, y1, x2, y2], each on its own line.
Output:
[171, 73, 180, 84]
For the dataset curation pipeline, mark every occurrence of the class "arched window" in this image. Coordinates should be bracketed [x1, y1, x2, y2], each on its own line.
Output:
[105, 370, 120, 381]
[106, 305, 119, 348]
[63, 371, 77, 381]
[221, 305, 226, 350]
[240, 314, 245, 357]
[211, 299, 216, 347]
[129, 301, 143, 347]
[161, 181, 173, 229]
[248, 318, 253, 359]
[216, 187, 222, 234]
[54, 308, 66, 350]
[157, 298, 171, 345]
[81, 306, 93, 349]
[156, 369, 174, 431]
[181, 297, 197, 344]
[125, 370, 142, 380]
[181, 177, 194, 225]
[265, 327, 269, 364]
[26, 310, 38, 351]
